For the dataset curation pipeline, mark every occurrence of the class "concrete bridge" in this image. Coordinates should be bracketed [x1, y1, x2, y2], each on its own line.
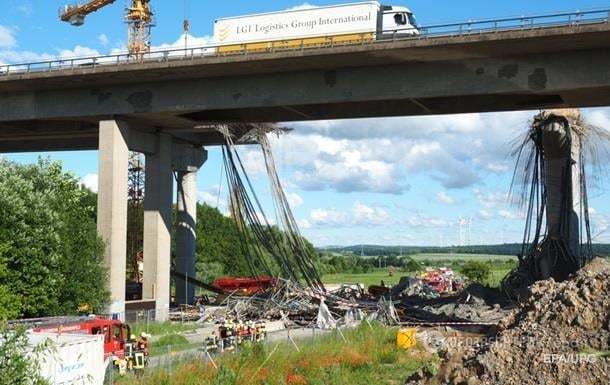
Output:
[1, 17, 609, 319]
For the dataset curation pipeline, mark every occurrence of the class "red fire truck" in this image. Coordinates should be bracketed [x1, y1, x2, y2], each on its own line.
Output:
[32, 316, 131, 362]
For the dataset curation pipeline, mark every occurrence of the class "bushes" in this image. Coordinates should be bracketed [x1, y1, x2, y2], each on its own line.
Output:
[0, 324, 49, 385]
[460, 261, 492, 283]
[0, 245, 20, 320]
[0, 159, 108, 317]
[403, 257, 422, 272]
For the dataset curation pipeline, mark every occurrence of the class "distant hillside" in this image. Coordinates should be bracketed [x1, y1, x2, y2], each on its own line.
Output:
[318, 244, 610, 257]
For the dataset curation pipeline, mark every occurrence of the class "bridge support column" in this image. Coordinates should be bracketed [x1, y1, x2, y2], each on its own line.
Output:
[174, 146, 207, 305]
[97, 120, 129, 317]
[143, 133, 173, 321]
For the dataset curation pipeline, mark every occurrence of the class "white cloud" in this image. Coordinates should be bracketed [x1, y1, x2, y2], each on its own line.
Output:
[589, 208, 609, 242]
[154, 33, 213, 51]
[478, 209, 493, 220]
[284, 111, 534, 192]
[305, 202, 392, 228]
[474, 189, 509, 208]
[309, 208, 348, 227]
[272, 134, 408, 194]
[297, 219, 312, 229]
[498, 209, 525, 220]
[198, 185, 229, 214]
[286, 192, 304, 208]
[240, 148, 267, 176]
[58, 45, 100, 59]
[81, 174, 98, 193]
[0, 50, 54, 64]
[285, 3, 317, 11]
[0, 25, 17, 49]
[405, 213, 450, 229]
[98, 34, 110, 46]
[436, 191, 455, 205]
[0, 45, 100, 65]
[352, 202, 391, 225]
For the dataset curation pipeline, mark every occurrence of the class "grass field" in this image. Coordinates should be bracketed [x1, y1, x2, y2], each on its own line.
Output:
[118, 323, 437, 385]
[410, 253, 517, 262]
[322, 270, 401, 288]
[322, 254, 517, 288]
[131, 321, 201, 337]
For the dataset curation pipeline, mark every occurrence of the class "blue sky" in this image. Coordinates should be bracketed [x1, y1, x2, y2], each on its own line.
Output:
[2, 0, 610, 246]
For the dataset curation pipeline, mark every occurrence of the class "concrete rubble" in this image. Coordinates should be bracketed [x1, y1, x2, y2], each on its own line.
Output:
[439, 258, 610, 385]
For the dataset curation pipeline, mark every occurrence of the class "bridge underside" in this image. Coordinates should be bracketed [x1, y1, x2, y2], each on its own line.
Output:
[1, 23, 610, 152]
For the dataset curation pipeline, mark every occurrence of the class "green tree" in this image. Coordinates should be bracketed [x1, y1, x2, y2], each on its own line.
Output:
[460, 261, 492, 283]
[0, 324, 49, 385]
[403, 257, 422, 272]
[0, 244, 20, 320]
[196, 203, 251, 279]
[0, 159, 108, 317]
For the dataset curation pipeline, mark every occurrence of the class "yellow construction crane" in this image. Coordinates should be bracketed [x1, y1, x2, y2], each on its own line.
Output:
[60, 0, 154, 57]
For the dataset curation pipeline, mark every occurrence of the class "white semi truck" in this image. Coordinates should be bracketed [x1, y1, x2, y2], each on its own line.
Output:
[213, 2, 418, 53]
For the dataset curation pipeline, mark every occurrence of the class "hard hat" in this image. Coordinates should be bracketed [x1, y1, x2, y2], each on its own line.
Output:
[131, 335, 136, 340]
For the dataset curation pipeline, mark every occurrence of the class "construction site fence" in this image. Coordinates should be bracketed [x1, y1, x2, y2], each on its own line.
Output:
[102, 307, 186, 327]
[0, 8, 608, 76]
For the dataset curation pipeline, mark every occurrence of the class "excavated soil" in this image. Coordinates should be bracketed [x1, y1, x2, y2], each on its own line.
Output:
[440, 258, 610, 385]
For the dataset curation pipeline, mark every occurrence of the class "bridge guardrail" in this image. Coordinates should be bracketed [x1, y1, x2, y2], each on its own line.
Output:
[0, 8, 608, 77]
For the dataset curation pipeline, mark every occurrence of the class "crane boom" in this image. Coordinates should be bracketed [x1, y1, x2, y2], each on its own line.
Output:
[60, 0, 153, 57]
[60, 0, 116, 26]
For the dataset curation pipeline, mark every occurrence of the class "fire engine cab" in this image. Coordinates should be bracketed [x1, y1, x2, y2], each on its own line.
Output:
[32, 316, 131, 361]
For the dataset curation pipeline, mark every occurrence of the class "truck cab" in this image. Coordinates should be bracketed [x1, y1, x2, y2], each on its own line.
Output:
[379, 5, 419, 37]
[32, 316, 131, 361]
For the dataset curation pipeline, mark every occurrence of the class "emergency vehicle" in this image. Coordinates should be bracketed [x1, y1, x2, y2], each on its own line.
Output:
[17, 315, 147, 381]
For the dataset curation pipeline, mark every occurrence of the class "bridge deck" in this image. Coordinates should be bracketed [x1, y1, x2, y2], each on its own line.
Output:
[1, 22, 610, 151]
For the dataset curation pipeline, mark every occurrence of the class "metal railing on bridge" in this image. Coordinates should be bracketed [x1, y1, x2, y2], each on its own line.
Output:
[0, 8, 608, 77]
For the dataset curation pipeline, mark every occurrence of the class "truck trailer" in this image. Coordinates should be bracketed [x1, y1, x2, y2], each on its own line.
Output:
[28, 331, 106, 385]
[213, 2, 418, 54]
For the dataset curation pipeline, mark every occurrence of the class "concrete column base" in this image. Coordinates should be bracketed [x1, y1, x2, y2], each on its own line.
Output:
[175, 170, 198, 305]
[143, 134, 173, 321]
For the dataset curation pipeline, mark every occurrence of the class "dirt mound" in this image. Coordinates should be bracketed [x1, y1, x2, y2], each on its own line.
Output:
[443, 258, 610, 385]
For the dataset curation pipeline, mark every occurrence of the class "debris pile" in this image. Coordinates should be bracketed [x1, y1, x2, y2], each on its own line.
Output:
[443, 258, 610, 385]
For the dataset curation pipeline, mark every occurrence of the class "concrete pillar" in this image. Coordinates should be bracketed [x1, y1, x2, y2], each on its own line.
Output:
[97, 120, 129, 317]
[173, 146, 207, 305]
[143, 134, 173, 321]
[174, 170, 198, 305]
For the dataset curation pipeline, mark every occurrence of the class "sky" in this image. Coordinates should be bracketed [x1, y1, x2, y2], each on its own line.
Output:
[2, 0, 610, 247]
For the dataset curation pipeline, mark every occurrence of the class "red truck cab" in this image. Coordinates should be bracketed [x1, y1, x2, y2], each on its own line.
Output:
[33, 317, 131, 360]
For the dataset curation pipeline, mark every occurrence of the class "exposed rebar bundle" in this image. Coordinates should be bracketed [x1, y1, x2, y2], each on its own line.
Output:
[218, 124, 325, 291]
[503, 109, 606, 299]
